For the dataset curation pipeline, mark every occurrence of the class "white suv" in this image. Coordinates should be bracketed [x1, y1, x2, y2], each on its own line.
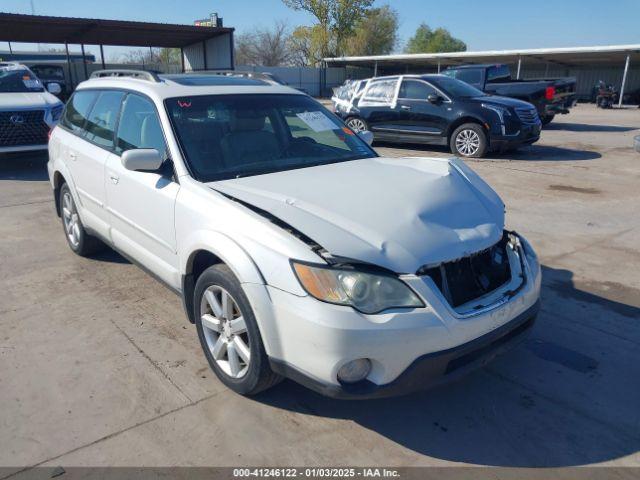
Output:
[48, 70, 541, 398]
[1, 62, 63, 153]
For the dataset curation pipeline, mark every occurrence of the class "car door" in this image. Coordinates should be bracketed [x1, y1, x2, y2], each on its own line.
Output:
[60, 89, 114, 238]
[395, 79, 450, 141]
[104, 92, 180, 288]
[357, 78, 402, 139]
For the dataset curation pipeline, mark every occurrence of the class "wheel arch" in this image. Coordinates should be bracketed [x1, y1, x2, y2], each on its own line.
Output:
[445, 116, 489, 143]
[52, 170, 70, 217]
[180, 232, 266, 324]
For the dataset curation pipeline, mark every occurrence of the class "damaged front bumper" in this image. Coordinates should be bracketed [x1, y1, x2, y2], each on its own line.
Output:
[253, 231, 541, 399]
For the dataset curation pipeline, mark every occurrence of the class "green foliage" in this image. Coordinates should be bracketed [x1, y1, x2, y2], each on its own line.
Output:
[405, 23, 467, 54]
[282, 0, 374, 58]
[343, 5, 398, 57]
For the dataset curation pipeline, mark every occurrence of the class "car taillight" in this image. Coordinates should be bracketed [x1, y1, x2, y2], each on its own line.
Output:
[545, 86, 556, 100]
[48, 129, 52, 141]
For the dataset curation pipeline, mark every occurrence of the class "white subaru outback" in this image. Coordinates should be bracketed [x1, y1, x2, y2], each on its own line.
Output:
[48, 70, 541, 398]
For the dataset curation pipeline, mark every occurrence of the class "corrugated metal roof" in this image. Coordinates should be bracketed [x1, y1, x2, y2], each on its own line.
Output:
[325, 45, 640, 67]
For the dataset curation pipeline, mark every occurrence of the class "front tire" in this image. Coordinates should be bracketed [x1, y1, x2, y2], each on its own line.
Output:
[194, 264, 281, 396]
[450, 123, 488, 158]
[59, 183, 104, 256]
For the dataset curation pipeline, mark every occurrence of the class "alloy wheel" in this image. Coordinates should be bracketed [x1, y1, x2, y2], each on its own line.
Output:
[455, 129, 481, 156]
[62, 191, 81, 248]
[347, 118, 367, 132]
[200, 285, 251, 379]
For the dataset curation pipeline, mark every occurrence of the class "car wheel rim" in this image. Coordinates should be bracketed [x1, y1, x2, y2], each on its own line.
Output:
[200, 285, 250, 379]
[455, 129, 481, 156]
[62, 191, 80, 248]
[347, 118, 366, 132]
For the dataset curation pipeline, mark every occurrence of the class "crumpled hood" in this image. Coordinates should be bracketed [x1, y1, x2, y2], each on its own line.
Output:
[0, 91, 61, 110]
[210, 157, 505, 273]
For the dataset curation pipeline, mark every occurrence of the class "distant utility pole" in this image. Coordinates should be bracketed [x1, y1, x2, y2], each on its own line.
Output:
[30, 0, 42, 51]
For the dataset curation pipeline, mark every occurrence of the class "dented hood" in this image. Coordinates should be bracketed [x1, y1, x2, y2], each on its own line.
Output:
[210, 157, 505, 273]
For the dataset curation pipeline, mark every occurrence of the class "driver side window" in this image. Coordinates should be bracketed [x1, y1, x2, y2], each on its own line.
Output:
[398, 80, 436, 100]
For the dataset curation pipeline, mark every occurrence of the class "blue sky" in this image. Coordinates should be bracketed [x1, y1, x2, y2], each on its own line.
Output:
[2, 0, 639, 58]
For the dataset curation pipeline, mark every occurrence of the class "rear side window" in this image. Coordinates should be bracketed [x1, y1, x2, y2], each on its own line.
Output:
[62, 91, 98, 134]
[487, 65, 511, 82]
[360, 79, 398, 106]
[115, 94, 166, 156]
[399, 80, 436, 100]
[452, 69, 482, 86]
[83, 91, 125, 148]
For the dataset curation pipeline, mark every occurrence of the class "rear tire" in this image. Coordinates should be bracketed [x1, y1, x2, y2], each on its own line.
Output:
[450, 123, 488, 158]
[59, 183, 104, 257]
[345, 116, 369, 133]
[541, 114, 555, 126]
[194, 264, 281, 396]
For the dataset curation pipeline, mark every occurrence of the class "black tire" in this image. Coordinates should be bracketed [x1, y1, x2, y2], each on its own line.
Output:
[59, 183, 104, 257]
[450, 123, 488, 158]
[194, 264, 281, 396]
[345, 116, 369, 133]
[541, 114, 555, 126]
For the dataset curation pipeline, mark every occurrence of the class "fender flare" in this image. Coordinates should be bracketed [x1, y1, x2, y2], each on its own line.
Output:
[180, 230, 266, 324]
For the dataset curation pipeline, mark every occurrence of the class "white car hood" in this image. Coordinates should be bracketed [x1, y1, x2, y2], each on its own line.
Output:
[210, 157, 505, 273]
[0, 91, 60, 110]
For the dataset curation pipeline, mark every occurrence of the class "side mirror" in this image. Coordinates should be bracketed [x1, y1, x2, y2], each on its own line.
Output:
[121, 149, 163, 172]
[47, 82, 62, 95]
[357, 130, 374, 146]
[427, 94, 441, 104]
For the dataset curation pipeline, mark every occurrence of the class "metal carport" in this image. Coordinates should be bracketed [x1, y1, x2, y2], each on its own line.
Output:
[0, 13, 235, 87]
[325, 45, 640, 105]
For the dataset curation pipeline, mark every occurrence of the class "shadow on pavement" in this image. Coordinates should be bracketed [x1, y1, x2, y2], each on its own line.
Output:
[255, 264, 640, 467]
[0, 152, 49, 181]
[546, 123, 637, 133]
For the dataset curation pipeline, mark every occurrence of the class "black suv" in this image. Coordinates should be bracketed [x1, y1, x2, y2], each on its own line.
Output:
[333, 75, 541, 158]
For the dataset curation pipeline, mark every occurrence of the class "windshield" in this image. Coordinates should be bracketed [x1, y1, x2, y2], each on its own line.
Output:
[430, 76, 486, 98]
[165, 94, 377, 182]
[0, 67, 45, 93]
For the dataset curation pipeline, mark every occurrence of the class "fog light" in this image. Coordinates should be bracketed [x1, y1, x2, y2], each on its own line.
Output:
[337, 358, 371, 384]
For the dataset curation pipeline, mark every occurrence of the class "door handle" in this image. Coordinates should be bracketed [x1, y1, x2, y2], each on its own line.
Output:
[400, 105, 411, 111]
[109, 175, 119, 185]
[69, 151, 77, 160]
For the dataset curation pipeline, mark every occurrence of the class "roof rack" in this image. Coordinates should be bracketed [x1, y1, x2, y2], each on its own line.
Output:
[90, 69, 161, 82]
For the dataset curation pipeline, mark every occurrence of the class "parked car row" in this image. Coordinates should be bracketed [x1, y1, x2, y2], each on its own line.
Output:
[333, 73, 542, 158]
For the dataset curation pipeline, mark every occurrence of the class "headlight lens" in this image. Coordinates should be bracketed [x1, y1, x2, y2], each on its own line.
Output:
[51, 105, 64, 122]
[292, 261, 424, 314]
[482, 103, 511, 122]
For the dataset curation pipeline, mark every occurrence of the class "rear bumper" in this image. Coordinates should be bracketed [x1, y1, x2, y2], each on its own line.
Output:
[270, 300, 539, 399]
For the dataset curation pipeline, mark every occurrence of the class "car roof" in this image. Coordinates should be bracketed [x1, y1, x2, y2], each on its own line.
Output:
[74, 71, 305, 103]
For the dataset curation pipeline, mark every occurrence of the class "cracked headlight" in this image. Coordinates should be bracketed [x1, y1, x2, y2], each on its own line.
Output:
[292, 261, 424, 314]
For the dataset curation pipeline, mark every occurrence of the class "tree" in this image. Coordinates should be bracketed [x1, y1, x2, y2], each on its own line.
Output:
[288, 25, 328, 66]
[343, 5, 398, 56]
[282, 0, 374, 57]
[235, 21, 293, 66]
[404, 23, 466, 54]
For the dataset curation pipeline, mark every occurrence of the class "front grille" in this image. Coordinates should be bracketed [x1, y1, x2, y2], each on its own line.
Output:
[418, 234, 513, 308]
[515, 107, 540, 125]
[0, 110, 49, 147]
